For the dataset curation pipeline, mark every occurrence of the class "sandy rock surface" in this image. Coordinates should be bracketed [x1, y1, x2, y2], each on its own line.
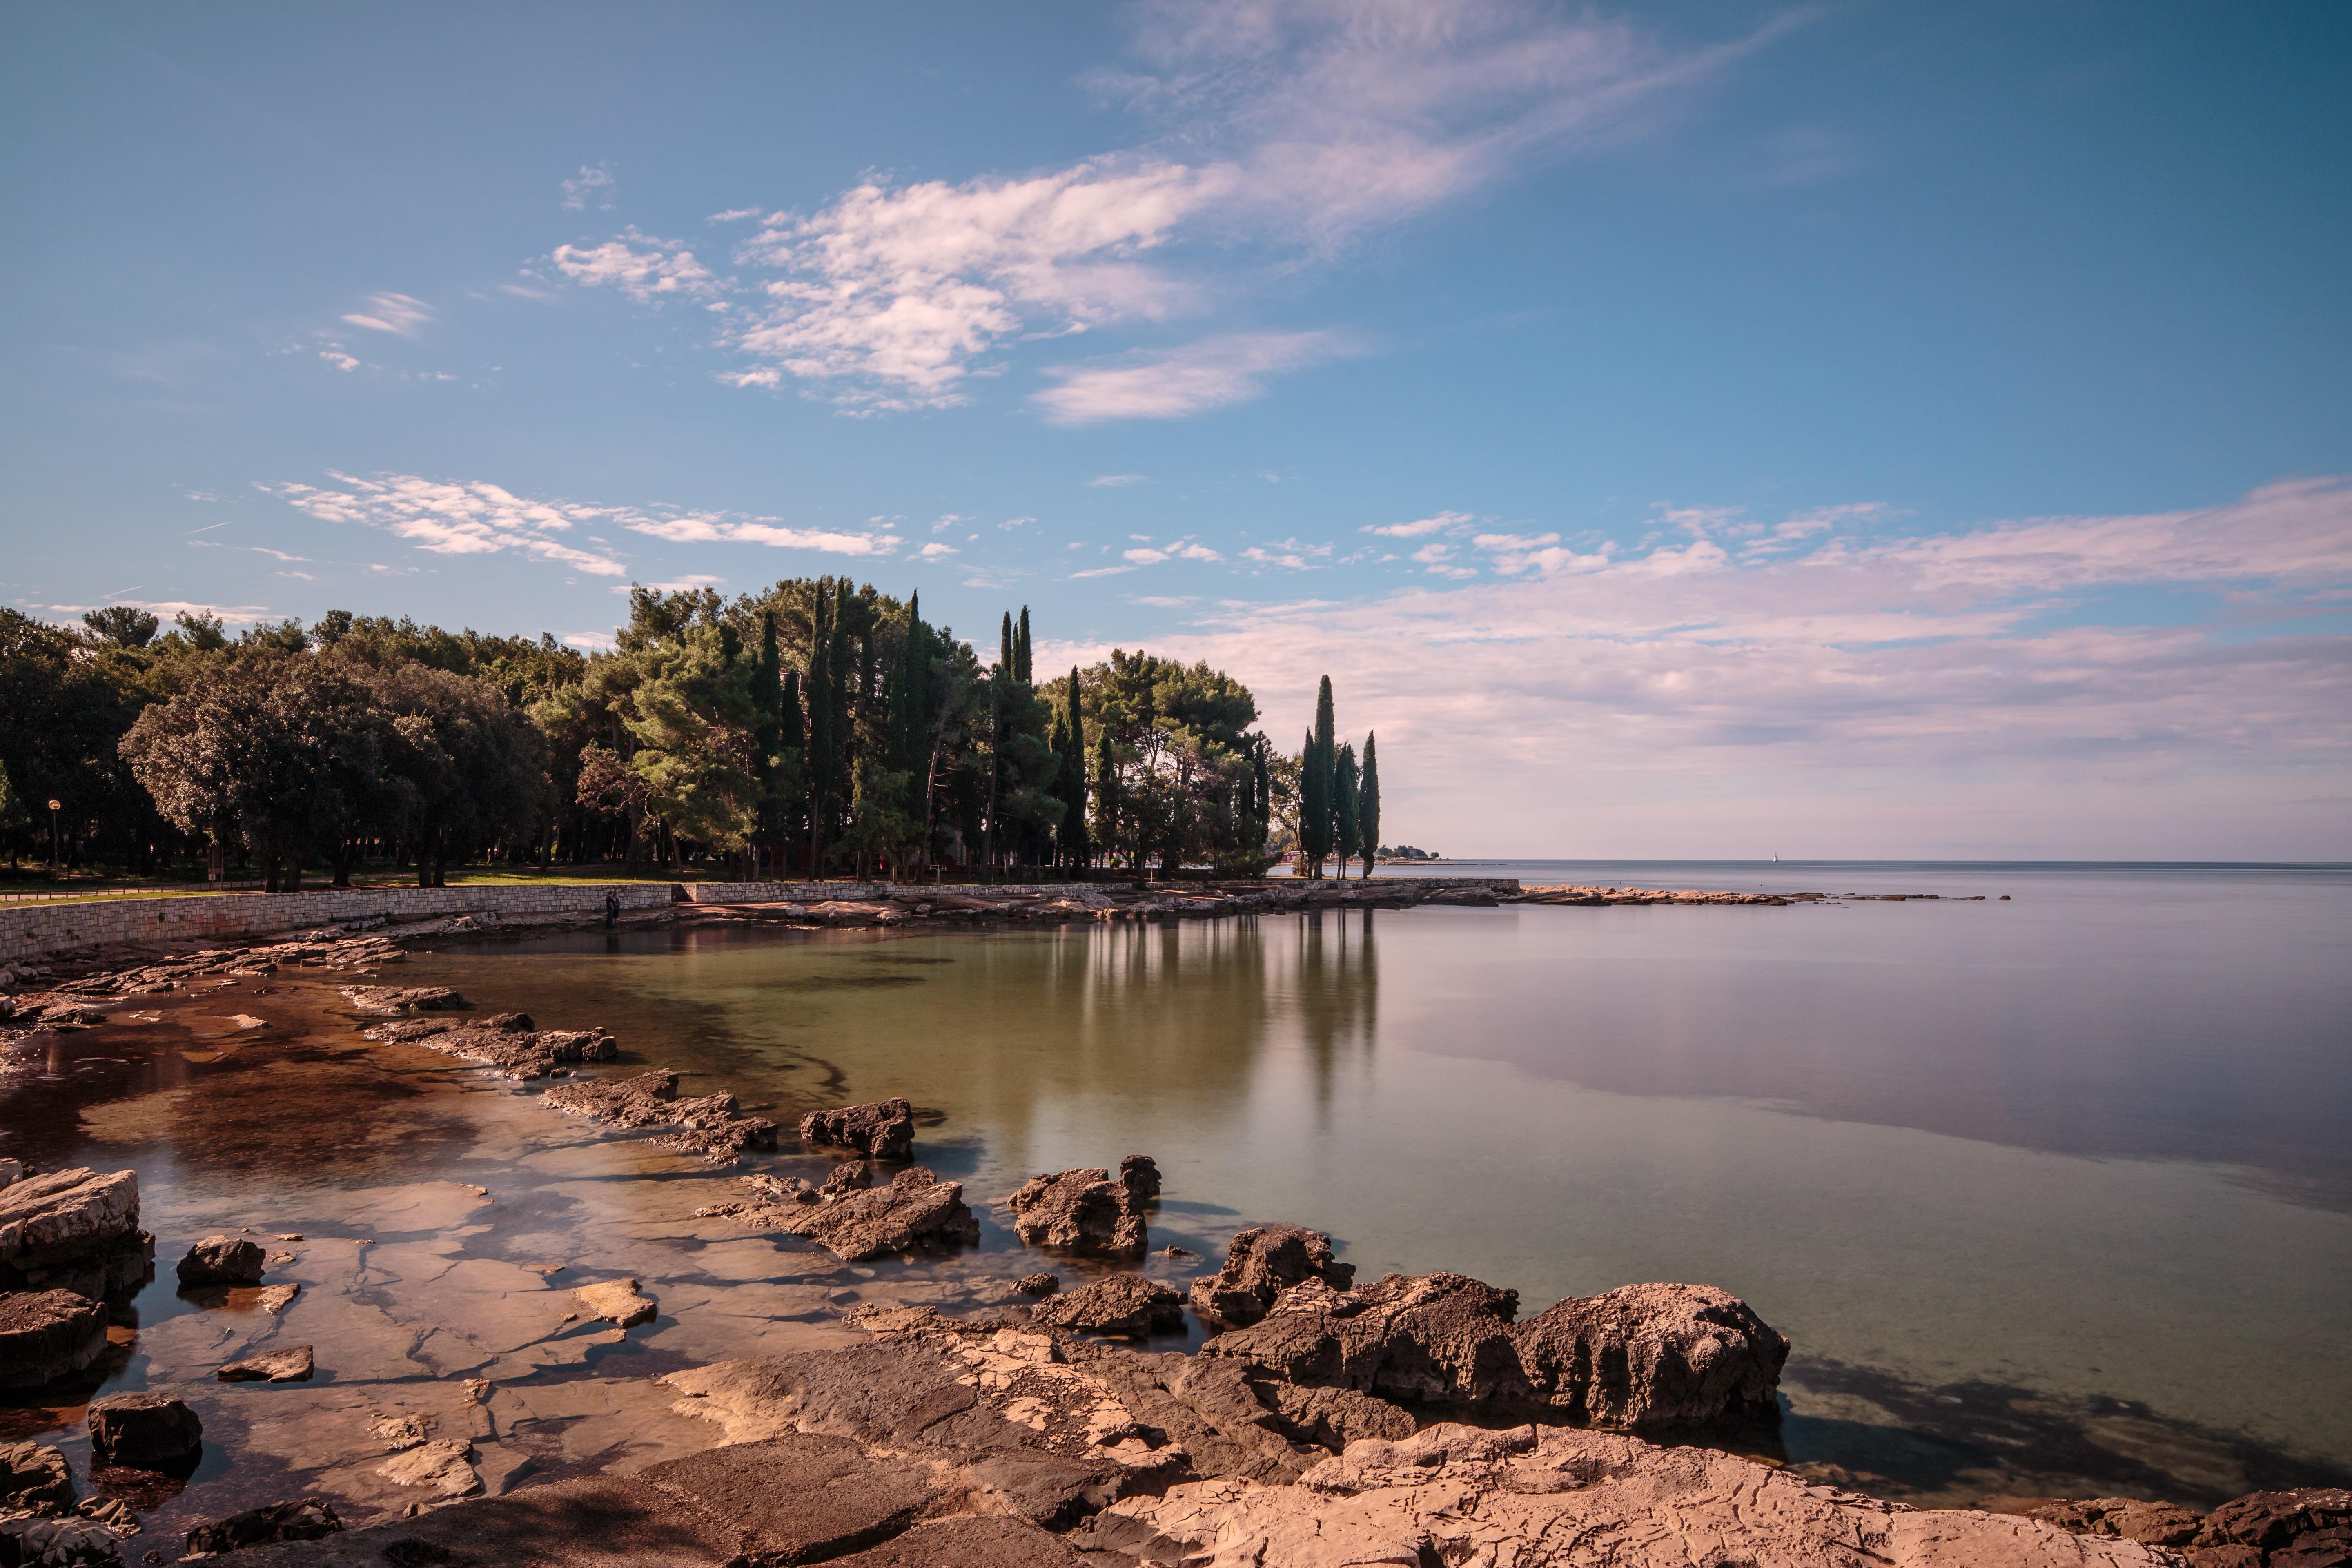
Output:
[1084, 1423, 2186, 1567]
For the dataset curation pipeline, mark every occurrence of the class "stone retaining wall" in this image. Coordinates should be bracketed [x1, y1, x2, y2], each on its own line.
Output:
[0, 883, 675, 965]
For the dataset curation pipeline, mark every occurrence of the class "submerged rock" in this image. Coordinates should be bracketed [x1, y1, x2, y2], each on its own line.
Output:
[1186, 1223, 1357, 1330]
[183, 1497, 344, 1555]
[543, 1069, 680, 1126]
[701, 1166, 980, 1262]
[542, 1070, 775, 1164]
[337, 984, 465, 1015]
[1080, 1422, 2185, 1568]
[368, 1021, 619, 1080]
[87, 1392, 202, 1472]
[176, 1234, 265, 1287]
[799, 1098, 915, 1161]
[0, 1290, 108, 1388]
[1014, 1272, 1060, 1298]
[217, 1345, 314, 1383]
[1029, 1275, 1185, 1339]
[573, 1278, 659, 1328]
[1005, 1165, 1152, 1256]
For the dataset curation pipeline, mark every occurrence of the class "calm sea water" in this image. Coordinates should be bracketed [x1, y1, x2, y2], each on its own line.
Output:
[396, 861, 2352, 1503]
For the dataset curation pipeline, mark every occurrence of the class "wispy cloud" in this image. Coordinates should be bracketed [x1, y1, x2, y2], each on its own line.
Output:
[340, 293, 432, 336]
[1047, 476, 2352, 855]
[561, 163, 615, 211]
[1034, 330, 1360, 423]
[556, 0, 1778, 414]
[1366, 509, 1472, 539]
[1090, 473, 1149, 487]
[626, 516, 900, 555]
[551, 229, 722, 304]
[47, 598, 270, 626]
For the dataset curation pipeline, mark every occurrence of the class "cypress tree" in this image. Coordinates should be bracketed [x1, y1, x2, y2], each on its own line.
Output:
[1252, 736, 1272, 859]
[1093, 728, 1118, 871]
[1336, 744, 1361, 868]
[1303, 675, 1336, 877]
[1299, 725, 1327, 877]
[1015, 606, 1033, 685]
[753, 610, 782, 865]
[1356, 732, 1380, 880]
[1060, 666, 1088, 872]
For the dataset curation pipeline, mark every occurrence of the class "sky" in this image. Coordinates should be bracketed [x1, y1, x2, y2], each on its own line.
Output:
[3, 0, 2348, 859]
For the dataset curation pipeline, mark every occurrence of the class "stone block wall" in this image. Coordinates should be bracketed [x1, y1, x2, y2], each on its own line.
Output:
[0, 883, 675, 966]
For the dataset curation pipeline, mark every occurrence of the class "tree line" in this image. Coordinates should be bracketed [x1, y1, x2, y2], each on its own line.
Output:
[0, 586, 1385, 888]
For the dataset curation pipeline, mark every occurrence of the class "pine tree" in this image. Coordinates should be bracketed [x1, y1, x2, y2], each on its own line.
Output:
[1334, 741, 1359, 876]
[753, 610, 782, 868]
[1356, 731, 1380, 880]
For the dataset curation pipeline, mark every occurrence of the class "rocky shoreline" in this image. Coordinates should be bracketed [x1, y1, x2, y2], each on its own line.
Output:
[5, 926, 2339, 1567]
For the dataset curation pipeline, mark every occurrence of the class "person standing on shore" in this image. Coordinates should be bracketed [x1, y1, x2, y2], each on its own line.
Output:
[604, 889, 619, 929]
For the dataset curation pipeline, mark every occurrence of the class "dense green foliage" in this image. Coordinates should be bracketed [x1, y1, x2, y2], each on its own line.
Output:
[0, 584, 1379, 886]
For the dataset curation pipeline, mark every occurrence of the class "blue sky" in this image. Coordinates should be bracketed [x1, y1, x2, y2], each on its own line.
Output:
[4, 2, 2347, 857]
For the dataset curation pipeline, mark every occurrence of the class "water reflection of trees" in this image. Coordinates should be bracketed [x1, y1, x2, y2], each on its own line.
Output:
[1296, 908, 1379, 1112]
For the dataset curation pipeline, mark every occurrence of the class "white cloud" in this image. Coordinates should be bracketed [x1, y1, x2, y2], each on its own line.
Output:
[1072, 565, 1134, 578]
[1047, 475, 2352, 857]
[1368, 510, 1472, 539]
[340, 293, 432, 336]
[561, 164, 615, 211]
[562, 630, 617, 650]
[1241, 537, 1334, 570]
[558, 0, 1773, 413]
[708, 206, 765, 223]
[552, 229, 722, 303]
[1033, 330, 1360, 424]
[48, 599, 270, 626]
[918, 542, 959, 559]
[271, 472, 909, 572]
[319, 348, 361, 372]
[1090, 473, 1148, 487]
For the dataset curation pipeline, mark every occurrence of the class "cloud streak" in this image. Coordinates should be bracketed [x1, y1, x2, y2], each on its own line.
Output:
[266, 473, 901, 575]
[1033, 330, 1360, 423]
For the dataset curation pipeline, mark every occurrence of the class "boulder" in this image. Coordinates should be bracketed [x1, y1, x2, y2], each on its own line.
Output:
[216, 1345, 314, 1382]
[1509, 1281, 1790, 1428]
[1117, 1154, 1161, 1203]
[183, 1497, 344, 1555]
[1030, 1274, 1185, 1338]
[0, 1441, 76, 1514]
[1186, 1223, 1357, 1329]
[822, 1161, 875, 1196]
[1014, 1272, 1059, 1297]
[573, 1278, 658, 1328]
[1203, 1272, 1525, 1408]
[86, 1391, 202, 1472]
[1201, 1271, 1790, 1430]
[701, 1167, 979, 1263]
[0, 1290, 108, 1388]
[0, 1513, 124, 1566]
[2194, 1488, 2352, 1558]
[0, 1169, 142, 1291]
[176, 1234, 265, 1287]
[798, 1098, 915, 1161]
[337, 984, 464, 1014]
[1082, 1422, 2185, 1567]
[2014, 1497, 2204, 1548]
[1005, 1166, 1149, 1256]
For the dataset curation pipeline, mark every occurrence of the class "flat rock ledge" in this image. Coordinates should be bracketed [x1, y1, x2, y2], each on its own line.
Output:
[209, 1310, 2239, 1568]
[0, 1167, 149, 1299]
[697, 1166, 980, 1262]
[541, 1069, 780, 1165]
[362, 1014, 619, 1080]
[0, 1289, 108, 1388]
[217, 1344, 315, 1382]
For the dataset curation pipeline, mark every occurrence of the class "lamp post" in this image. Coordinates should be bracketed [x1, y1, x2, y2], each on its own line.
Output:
[47, 799, 61, 880]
